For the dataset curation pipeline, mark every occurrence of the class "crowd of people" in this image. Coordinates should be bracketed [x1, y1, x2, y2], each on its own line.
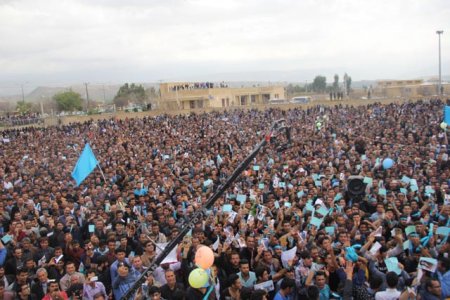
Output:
[169, 82, 228, 91]
[0, 99, 449, 300]
[0, 113, 43, 127]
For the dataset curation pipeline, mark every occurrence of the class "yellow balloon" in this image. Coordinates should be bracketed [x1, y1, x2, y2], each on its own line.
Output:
[188, 268, 209, 288]
[440, 122, 447, 130]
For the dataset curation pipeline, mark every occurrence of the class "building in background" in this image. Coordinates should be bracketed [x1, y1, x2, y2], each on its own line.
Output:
[159, 82, 285, 110]
[374, 79, 449, 98]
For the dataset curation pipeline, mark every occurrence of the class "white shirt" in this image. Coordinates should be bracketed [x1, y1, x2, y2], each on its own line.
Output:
[375, 288, 401, 300]
[153, 262, 181, 285]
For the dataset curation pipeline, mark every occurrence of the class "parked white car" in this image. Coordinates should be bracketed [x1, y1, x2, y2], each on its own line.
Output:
[290, 96, 311, 104]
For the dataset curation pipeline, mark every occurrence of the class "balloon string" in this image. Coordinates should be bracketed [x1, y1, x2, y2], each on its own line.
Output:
[203, 284, 214, 300]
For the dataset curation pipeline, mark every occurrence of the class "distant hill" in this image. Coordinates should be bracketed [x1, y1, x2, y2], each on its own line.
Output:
[18, 83, 160, 104]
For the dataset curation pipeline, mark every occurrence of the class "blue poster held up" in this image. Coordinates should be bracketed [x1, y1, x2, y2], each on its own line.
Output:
[445, 106, 450, 124]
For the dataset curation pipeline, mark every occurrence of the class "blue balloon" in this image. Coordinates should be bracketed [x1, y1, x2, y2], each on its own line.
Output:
[382, 158, 394, 169]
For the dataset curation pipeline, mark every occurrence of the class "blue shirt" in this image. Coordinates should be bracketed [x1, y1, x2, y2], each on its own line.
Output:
[437, 270, 450, 298]
[274, 291, 292, 300]
[237, 271, 257, 288]
[320, 285, 330, 300]
[110, 258, 130, 283]
[112, 273, 137, 300]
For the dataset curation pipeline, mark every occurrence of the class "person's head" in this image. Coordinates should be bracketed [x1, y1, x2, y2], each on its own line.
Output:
[48, 281, 60, 293]
[151, 222, 160, 234]
[300, 250, 313, 267]
[228, 274, 242, 290]
[255, 266, 269, 282]
[132, 256, 143, 269]
[314, 271, 326, 289]
[144, 241, 155, 253]
[70, 274, 80, 287]
[229, 251, 240, 267]
[425, 278, 441, 297]
[36, 268, 48, 283]
[13, 247, 23, 259]
[64, 261, 76, 275]
[262, 250, 273, 263]
[39, 237, 49, 248]
[16, 268, 29, 284]
[93, 294, 106, 300]
[246, 236, 255, 249]
[18, 283, 31, 298]
[305, 285, 320, 300]
[250, 289, 268, 300]
[310, 247, 319, 260]
[117, 262, 130, 277]
[165, 270, 176, 285]
[116, 248, 126, 261]
[148, 286, 161, 300]
[385, 272, 398, 289]
[87, 270, 98, 282]
[239, 259, 250, 275]
[280, 278, 295, 294]
[0, 281, 5, 297]
[54, 246, 63, 257]
[370, 276, 383, 291]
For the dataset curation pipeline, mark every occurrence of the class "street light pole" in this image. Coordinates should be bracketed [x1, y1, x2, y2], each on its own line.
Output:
[84, 82, 90, 112]
[437, 30, 444, 95]
[21, 84, 25, 104]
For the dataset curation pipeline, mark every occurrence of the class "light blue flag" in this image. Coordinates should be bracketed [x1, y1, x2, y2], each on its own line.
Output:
[71, 143, 99, 186]
[444, 106, 450, 124]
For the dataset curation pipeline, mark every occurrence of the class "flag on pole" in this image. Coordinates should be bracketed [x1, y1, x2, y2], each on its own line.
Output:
[71, 143, 98, 186]
[444, 106, 450, 124]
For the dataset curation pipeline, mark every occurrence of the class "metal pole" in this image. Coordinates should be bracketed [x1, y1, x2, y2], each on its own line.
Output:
[21, 84, 25, 104]
[437, 30, 444, 95]
[84, 82, 90, 112]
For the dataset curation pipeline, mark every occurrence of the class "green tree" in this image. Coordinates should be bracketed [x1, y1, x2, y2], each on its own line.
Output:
[16, 101, 33, 114]
[53, 90, 83, 112]
[312, 76, 327, 93]
[114, 83, 146, 107]
[333, 74, 339, 91]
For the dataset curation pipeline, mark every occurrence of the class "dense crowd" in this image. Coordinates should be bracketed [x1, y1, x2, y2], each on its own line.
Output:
[169, 82, 228, 91]
[0, 113, 43, 127]
[0, 99, 449, 300]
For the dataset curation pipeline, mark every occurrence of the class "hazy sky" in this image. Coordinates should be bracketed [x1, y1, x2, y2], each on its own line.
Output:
[0, 0, 449, 94]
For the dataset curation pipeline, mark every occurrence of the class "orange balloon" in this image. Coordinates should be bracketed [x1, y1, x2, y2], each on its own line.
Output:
[195, 246, 215, 270]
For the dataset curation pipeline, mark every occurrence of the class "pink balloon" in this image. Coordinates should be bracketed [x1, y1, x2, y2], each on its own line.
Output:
[195, 246, 214, 270]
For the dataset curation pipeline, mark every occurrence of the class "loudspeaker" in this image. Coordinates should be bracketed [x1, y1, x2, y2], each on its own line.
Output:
[347, 176, 366, 200]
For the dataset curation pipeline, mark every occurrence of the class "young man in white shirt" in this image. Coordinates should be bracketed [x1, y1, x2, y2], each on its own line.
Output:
[375, 272, 401, 300]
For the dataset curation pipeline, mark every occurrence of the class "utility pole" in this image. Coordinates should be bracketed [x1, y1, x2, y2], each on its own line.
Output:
[102, 84, 106, 102]
[21, 84, 25, 104]
[436, 30, 444, 95]
[84, 82, 90, 112]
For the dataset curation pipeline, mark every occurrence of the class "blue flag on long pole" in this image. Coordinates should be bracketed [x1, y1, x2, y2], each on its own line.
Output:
[71, 143, 98, 186]
[444, 106, 450, 124]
